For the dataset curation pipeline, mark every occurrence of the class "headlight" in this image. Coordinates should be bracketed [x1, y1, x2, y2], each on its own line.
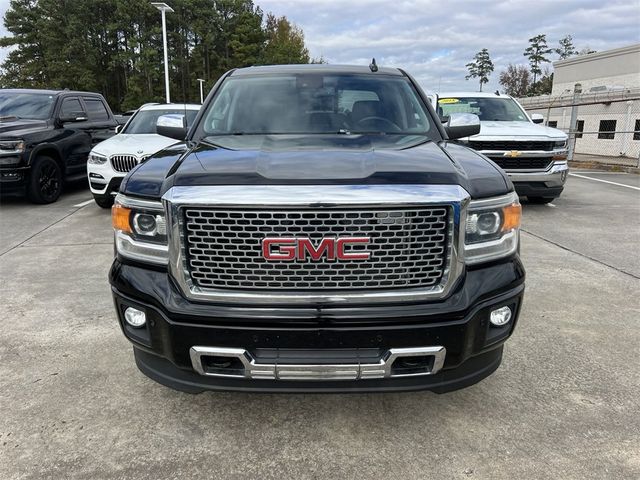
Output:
[464, 192, 521, 265]
[554, 140, 567, 149]
[0, 140, 25, 155]
[112, 195, 168, 265]
[88, 152, 108, 164]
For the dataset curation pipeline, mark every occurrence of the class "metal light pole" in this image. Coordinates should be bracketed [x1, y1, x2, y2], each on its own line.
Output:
[567, 83, 582, 161]
[152, 3, 174, 104]
[197, 78, 205, 104]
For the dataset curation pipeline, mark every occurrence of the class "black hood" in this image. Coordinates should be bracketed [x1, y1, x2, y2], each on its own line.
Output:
[0, 118, 48, 137]
[123, 135, 511, 200]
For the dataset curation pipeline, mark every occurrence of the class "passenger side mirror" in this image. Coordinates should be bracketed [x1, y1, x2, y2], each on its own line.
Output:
[157, 114, 187, 140]
[445, 113, 481, 140]
[531, 113, 545, 124]
[115, 125, 122, 134]
[59, 111, 88, 123]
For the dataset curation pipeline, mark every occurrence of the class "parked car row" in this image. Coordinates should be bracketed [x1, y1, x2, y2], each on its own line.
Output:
[0, 88, 200, 205]
[1, 86, 569, 206]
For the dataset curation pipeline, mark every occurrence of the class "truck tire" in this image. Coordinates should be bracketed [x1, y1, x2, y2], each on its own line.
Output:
[527, 196, 555, 204]
[93, 195, 114, 209]
[27, 155, 63, 204]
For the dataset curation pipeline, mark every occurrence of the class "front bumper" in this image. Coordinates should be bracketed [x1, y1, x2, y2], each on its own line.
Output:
[507, 161, 568, 198]
[87, 161, 124, 196]
[0, 165, 29, 191]
[110, 257, 525, 393]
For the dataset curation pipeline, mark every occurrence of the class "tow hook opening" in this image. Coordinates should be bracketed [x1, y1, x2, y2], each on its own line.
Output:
[390, 355, 435, 377]
[201, 355, 245, 377]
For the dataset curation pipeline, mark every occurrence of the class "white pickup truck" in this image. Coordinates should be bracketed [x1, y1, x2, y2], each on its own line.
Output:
[435, 92, 569, 203]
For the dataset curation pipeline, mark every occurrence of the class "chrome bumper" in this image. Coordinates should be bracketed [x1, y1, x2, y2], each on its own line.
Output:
[506, 161, 569, 187]
[190, 346, 447, 381]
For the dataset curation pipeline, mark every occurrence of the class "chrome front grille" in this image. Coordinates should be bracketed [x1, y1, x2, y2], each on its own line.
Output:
[110, 155, 140, 173]
[182, 207, 451, 291]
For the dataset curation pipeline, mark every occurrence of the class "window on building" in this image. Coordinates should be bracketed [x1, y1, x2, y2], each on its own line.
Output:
[575, 120, 584, 139]
[634, 119, 640, 141]
[598, 120, 616, 140]
[547, 121, 557, 128]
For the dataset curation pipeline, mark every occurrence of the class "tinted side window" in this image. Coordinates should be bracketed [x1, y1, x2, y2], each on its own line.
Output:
[84, 98, 109, 121]
[60, 97, 83, 118]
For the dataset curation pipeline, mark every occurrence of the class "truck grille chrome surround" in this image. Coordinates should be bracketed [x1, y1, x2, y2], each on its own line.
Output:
[163, 184, 470, 305]
[189, 346, 447, 381]
[110, 154, 141, 173]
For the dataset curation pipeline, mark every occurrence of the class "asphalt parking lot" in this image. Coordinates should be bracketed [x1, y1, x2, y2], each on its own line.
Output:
[1, 171, 639, 480]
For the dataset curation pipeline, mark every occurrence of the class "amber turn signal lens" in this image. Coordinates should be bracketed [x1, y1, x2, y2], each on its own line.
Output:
[112, 204, 132, 233]
[502, 203, 522, 232]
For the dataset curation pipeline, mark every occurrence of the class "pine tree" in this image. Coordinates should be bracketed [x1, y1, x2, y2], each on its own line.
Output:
[465, 48, 494, 92]
[555, 35, 576, 60]
[524, 34, 553, 85]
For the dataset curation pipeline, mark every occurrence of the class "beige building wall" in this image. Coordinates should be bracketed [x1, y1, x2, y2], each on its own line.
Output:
[552, 44, 640, 95]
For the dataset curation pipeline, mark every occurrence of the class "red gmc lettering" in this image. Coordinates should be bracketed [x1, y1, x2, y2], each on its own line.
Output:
[262, 237, 371, 261]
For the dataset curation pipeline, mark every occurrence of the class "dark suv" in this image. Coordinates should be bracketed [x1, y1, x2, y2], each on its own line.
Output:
[0, 89, 118, 203]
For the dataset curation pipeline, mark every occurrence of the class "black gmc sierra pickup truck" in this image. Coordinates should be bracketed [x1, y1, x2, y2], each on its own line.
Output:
[0, 89, 117, 203]
[110, 64, 525, 393]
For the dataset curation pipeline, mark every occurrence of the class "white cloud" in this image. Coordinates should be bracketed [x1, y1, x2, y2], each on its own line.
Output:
[259, 0, 640, 92]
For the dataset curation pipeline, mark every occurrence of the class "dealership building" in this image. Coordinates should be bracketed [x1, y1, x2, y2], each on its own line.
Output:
[518, 43, 640, 159]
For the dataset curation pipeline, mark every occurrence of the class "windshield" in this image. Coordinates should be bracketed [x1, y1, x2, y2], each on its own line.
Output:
[124, 108, 198, 134]
[0, 92, 56, 120]
[437, 97, 529, 122]
[200, 74, 433, 137]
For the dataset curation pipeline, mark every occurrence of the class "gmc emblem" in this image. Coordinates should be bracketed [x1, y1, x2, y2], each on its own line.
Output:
[262, 237, 371, 261]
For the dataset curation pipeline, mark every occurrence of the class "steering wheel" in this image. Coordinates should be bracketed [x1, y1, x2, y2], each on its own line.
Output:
[355, 116, 401, 132]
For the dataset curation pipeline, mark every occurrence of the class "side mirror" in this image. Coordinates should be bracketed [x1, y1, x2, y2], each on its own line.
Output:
[445, 113, 480, 140]
[115, 125, 122, 134]
[531, 113, 545, 124]
[59, 111, 88, 123]
[157, 114, 187, 140]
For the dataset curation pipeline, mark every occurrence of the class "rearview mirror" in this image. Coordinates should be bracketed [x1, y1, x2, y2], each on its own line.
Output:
[531, 113, 545, 124]
[59, 112, 88, 123]
[157, 114, 187, 140]
[445, 113, 480, 140]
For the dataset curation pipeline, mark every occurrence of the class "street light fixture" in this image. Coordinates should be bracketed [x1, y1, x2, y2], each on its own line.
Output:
[197, 78, 205, 104]
[151, 2, 174, 104]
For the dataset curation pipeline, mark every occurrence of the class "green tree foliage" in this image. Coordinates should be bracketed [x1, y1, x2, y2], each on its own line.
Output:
[261, 13, 309, 64]
[465, 48, 494, 92]
[0, 0, 311, 111]
[555, 35, 576, 60]
[499, 64, 530, 98]
[523, 34, 552, 84]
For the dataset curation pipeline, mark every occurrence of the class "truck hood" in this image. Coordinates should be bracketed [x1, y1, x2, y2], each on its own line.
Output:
[0, 118, 48, 137]
[471, 121, 567, 140]
[91, 133, 178, 157]
[122, 135, 511, 200]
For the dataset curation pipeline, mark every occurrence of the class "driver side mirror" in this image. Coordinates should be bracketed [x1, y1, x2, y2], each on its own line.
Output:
[445, 113, 480, 140]
[531, 113, 545, 124]
[157, 114, 187, 141]
[59, 111, 88, 123]
[115, 125, 122, 134]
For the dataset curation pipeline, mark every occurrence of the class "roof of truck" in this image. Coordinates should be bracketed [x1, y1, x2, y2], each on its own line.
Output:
[230, 64, 403, 77]
[1, 88, 105, 97]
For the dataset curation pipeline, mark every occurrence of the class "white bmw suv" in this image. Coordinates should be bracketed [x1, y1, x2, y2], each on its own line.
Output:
[87, 103, 200, 207]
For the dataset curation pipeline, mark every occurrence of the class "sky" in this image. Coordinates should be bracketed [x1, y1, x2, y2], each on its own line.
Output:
[1, 0, 639, 92]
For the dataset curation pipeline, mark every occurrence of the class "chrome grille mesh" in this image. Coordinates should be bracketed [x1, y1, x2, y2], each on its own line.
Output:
[110, 155, 140, 173]
[182, 207, 451, 290]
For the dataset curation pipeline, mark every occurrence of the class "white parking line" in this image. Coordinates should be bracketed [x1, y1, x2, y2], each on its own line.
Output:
[568, 173, 640, 191]
[73, 199, 94, 208]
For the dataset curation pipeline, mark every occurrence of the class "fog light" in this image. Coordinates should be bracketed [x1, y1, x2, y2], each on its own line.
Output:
[490, 306, 512, 326]
[124, 307, 146, 328]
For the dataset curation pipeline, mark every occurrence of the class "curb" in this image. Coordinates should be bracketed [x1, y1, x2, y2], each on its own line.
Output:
[568, 160, 639, 174]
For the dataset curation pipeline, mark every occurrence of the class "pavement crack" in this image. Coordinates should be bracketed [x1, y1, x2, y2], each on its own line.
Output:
[521, 229, 640, 280]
